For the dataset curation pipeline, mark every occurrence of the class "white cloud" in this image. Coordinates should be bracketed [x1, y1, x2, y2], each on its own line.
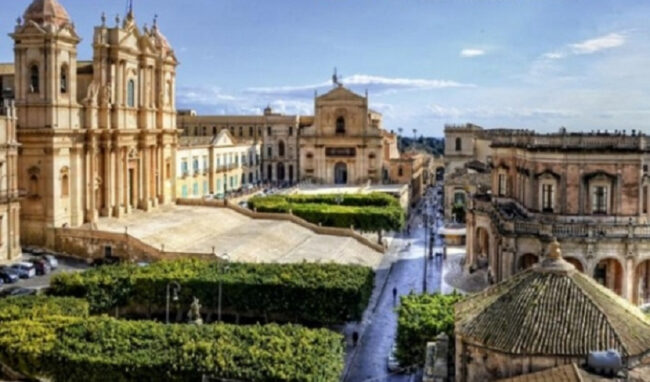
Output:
[542, 51, 565, 60]
[460, 49, 485, 58]
[245, 74, 473, 98]
[570, 32, 626, 55]
[428, 104, 578, 120]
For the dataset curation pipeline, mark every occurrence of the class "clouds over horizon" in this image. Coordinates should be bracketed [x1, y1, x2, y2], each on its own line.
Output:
[460, 48, 485, 58]
[543, 32, 627, 60]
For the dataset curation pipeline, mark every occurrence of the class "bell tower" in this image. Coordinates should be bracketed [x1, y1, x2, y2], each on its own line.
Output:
[12, 0, 81, 130]
[12, 0, 84, 245]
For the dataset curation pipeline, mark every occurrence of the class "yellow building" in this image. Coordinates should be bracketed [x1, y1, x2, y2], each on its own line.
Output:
[0, 100, 21, 262]
[176, 130, 260, 198]
[7, 0, 179, 245]
[178, 107, 301, 184]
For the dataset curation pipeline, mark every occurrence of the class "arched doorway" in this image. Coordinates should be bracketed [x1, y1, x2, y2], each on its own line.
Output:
[635, 259, 650, 305]
[289, 165, 294, 183]
[565, 257, 584, 272]
[278, 141, 285, 157]
[277, 163, 285, 182]
[593, 258, 624, 296]
[518, 253, 538, 271]
[334, 162, 347, 184]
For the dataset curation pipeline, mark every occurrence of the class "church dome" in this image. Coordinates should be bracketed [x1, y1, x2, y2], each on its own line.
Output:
[455, 239, 650, 358]
[23, 0, 71, 27]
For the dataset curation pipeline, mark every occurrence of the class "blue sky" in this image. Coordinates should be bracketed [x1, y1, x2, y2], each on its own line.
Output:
[2, 0, 650, 137]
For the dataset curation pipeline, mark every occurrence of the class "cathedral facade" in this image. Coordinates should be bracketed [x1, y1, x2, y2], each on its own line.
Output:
[11, 0, 178, 245]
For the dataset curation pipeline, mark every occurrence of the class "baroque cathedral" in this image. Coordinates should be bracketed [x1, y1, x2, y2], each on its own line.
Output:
[10, 0, 178, 245]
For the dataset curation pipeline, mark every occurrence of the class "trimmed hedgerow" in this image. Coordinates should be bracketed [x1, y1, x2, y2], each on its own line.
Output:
[49, 259, 374, 325]
[0, 296, 89, 322]
[0, 316, 344, 382]
[248, 193, 405, 232]
[395, 292, 463, 367]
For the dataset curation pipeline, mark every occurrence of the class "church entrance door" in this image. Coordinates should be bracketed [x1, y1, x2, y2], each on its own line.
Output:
[334, 162, 348, 184]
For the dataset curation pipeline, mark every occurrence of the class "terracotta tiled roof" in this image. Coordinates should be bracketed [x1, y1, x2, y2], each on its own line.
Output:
[23, 0, 71, 27]
[456, 250, 650, 357]
[496, 363, 606, 382]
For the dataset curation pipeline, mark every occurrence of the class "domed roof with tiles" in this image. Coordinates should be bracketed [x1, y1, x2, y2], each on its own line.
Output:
[455, 238, 650, 358]
[23, 0, 71, 27]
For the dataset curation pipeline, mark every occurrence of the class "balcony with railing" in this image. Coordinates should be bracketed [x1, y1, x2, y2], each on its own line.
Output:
[471, 195, 650, 240]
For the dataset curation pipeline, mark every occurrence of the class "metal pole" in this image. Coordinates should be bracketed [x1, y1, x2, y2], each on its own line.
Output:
[165, 283, 170, 324]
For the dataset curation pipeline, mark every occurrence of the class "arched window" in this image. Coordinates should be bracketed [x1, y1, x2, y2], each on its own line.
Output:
[267, 126, 272, 136]
[249, 126, 253, 136]
[289, 126, 293, 136]
[455, 137, 462, 151]
[336, 117, 345, 134]
[61, 174, 69, 197]
[278, 141, 285, 157]
[60, 65, 68, 94]
[213, 127, 217, 135]
[267, 146, 272, 158]
[239, 126, 243, 137]
[30, 65, 39, 93]
[127, 79, 135, 107]
[398, 166, 403, 177]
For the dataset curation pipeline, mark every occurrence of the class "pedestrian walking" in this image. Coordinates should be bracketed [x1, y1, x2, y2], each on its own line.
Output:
[392, 286, 397, 301]
[352, 331, 359, 347]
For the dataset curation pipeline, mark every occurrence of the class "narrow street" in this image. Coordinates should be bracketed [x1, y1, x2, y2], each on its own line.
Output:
[344, 186, 445, 382]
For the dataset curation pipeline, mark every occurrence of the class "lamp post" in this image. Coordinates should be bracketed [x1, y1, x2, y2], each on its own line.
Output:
[166, 281, 181, 324]
[217, 253, 231, 322]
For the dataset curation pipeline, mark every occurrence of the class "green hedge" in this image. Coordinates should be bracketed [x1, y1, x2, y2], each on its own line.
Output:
[248, 193, 405, 232]
[0, 296, 89, 322]
[0, 316, 344, 381]
[395, 292, 463, 367]
[49, 259, 374, 325]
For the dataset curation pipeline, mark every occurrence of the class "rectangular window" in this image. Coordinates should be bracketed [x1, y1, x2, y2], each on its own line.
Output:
[193, 158, 199, 172]
[217, 179, 222, 193]
[498, 174, 507, 196]
[644, 186, 648, 214]
[542, 184, 554, 212]
[181, 185, 188, 198]
[203, 181, 208, 194]
[193, 182, 199, 196]
[181, 161, 188, 177]
[203, 156, 208, 172]
[592, 186, 607, 214]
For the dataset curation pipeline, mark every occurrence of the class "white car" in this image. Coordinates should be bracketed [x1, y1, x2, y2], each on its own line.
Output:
[387, 344, 400, 372]
[11, 261, 36, 279]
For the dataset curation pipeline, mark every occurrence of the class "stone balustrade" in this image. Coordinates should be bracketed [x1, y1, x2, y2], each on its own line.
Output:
[491, 133, 645, 151]
[472, 196, 650, 240]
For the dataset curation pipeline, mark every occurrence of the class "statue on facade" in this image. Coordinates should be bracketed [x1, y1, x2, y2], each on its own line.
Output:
[187, 297, 203, 325]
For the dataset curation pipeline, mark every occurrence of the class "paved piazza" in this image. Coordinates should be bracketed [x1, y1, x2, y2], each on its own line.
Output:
[92, 205, 384, 268]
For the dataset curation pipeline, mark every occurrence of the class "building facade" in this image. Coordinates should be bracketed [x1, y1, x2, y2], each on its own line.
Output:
[465, 130, 650, 304]
[176, 131, 260, 198]
[10, 0, 178, 245]
[177, 107, 300, 184]
[299, 85, 385, 185]
[0, 100, 21, 262]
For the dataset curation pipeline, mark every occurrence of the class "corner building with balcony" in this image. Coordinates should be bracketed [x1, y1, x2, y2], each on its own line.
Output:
[8, 0, 179, 245]
[466, 130, 650, 305]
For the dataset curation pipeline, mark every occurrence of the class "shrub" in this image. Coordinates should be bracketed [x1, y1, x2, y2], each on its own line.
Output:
[50, 259, 374, 325]
[0, 316, 344, 382]
[0, 296, 89, 322]
[395, 292, 463, 367]
[248, 193, 405, 232]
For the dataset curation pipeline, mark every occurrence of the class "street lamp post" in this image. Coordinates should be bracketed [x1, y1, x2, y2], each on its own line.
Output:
[217, 253, 231, 322]
[166, 281, 181, 324]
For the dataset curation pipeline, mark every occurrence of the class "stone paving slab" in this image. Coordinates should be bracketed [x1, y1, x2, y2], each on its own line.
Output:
[93, 205, 384, 268]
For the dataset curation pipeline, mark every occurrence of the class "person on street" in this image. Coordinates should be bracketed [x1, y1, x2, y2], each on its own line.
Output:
[392, 286, 397, 302]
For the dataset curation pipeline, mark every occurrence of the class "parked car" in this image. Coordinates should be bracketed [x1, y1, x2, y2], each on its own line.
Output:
[387, 345, 401, 373]
[29, 258, 51, 276]
[42, 254, 59, 270]
[0, 267, 20, 284]
[10, 262, 36, 279]
[91, 256, 120, 267]
[0, 287, 37, 298]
